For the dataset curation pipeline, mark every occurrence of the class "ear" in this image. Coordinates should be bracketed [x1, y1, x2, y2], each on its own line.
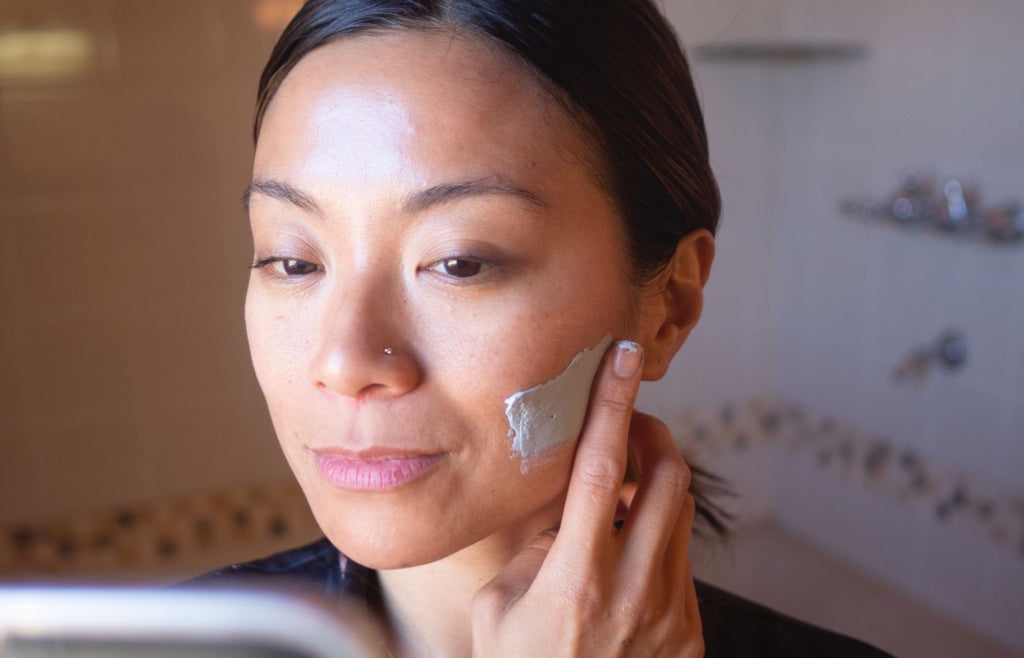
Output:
[638, 229, 715, 380]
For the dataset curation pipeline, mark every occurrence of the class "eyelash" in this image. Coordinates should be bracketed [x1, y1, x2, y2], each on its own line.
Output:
[424, 256, 494, 280]
[250, 254, 497, 283]
[250, 257, 323, 278]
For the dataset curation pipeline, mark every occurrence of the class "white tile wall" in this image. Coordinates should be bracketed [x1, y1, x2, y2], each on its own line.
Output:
[766, 0, 1024, 493]
[0, 89, 120, 200]
[0, 0, 290, 524]
[998, 396, 1024, 491]
[659, 0, 1024, 651]
[985, 550, 1024, 654]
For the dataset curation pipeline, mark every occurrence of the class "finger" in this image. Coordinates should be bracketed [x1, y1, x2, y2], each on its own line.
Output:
[669, 492, 697, 590]
[615, 482, 639, 525]
[671, 491, 696, 581]
[618, 413, 691, 571]
[550, 340, 643, 565]
[682, 560, 704, 654]
[474, 529, 557, 620]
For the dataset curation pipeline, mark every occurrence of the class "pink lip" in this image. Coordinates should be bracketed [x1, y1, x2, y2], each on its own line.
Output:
[312, 449, 444, 491]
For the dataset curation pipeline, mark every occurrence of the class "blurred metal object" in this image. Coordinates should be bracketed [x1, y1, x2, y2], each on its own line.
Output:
[888, 169, 934, 224]
[983, 202, 1024, 242]
[934, 177, 979, 231]
[838, 197, 883, 220]
[839, 169, 1021, 247]
[893, 329, 968, 385]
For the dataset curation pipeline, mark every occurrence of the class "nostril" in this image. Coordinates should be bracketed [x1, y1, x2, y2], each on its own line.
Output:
[312, 340, 422, 398]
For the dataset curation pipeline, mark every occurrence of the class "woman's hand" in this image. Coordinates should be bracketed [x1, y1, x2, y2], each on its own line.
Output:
[471, 341, 703, 657]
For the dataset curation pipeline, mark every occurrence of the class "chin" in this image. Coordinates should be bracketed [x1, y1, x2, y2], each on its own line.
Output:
[336, 538, 455, 571]
[302, 492, 483, 570]
[320, 514, 481, 570]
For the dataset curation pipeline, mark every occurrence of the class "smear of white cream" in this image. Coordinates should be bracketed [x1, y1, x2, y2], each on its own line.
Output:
[504, 334, 614, 470]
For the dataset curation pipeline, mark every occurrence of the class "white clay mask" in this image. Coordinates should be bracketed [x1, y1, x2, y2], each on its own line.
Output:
[504, 334, 614, 470]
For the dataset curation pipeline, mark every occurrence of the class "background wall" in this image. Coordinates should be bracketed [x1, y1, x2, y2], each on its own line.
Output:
[0, 0, 293, 523]
[1, 0, 1021, 655]
[643, 0, 1024, 653]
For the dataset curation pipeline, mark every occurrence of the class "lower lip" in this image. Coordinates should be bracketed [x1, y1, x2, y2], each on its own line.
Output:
[313, 453, 443, 491]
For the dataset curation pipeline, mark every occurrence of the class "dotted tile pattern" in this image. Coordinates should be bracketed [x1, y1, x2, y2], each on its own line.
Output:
[0, 481, 318, 579]
[675, 397, 1024, 559]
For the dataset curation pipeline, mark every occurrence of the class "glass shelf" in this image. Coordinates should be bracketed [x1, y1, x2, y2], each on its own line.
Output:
[691, 41, 866, 63]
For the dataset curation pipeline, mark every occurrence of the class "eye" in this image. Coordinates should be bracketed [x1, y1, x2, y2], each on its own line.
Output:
[252, 257, 323, 277]
[428, 257, 491, 279]
[279, 258, 320, 276]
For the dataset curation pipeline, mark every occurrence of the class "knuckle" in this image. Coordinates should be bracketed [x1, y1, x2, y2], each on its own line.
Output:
[576, 452, 624, 490]
[681, 490, 696, 516]
[618, 597, 646, 628]
[646, 414, 672, 436]
[630, 411, 667, 439]
[560, 577, 602, 614]
[654, 456, 689, 502]
[592, 394, 633, 417]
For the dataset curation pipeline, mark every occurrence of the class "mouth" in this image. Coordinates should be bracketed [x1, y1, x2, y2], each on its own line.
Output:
[311, 448, 446, 491]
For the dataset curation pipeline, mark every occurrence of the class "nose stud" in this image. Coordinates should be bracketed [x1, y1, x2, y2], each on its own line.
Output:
[383, 347, 394, 356]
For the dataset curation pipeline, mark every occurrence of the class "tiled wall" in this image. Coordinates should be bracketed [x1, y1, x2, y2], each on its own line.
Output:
[2, 0, 1021, 652]
[0, 1, 302, 522]
[768, 0, 1024, 492]
[0, 479, 320, 583]
[767, 1, 1024, 650]
[641, 0, 1024, 652]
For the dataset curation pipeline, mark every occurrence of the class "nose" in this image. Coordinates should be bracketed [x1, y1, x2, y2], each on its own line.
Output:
[311, 279, 422, 400]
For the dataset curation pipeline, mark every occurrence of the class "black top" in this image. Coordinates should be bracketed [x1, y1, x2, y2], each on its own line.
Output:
[186, 538, 894, 658]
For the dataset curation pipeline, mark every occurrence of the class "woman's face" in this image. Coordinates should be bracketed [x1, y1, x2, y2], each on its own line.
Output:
[246, 30, 656, 568]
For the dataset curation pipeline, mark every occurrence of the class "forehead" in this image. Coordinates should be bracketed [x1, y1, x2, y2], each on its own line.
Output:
[253, 29, 595, 201]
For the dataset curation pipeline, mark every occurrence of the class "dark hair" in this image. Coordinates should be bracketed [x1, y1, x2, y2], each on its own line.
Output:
[255, 0, 729, 535]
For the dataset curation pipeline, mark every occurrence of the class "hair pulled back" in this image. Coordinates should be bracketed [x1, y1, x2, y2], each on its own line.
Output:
[255, 0, 720, 285]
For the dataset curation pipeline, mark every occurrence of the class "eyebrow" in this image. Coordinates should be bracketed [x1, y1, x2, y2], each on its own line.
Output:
[242, 177, 547, 216]
[243, 179, 324, 216]
[402, 177, 547, 213]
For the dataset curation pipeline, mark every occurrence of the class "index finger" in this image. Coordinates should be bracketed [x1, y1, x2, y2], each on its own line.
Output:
[550, 340, 643, 564]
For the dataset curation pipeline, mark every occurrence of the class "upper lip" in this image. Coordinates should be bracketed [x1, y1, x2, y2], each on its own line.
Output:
[309, 446, 446, 462]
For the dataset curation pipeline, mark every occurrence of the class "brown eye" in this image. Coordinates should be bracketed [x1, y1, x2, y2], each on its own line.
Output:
[280, 259, 319, 276]
[440, 258, 484, 278]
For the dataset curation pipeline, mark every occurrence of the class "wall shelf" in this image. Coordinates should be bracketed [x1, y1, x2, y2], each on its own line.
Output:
[691, 41, 866, 63]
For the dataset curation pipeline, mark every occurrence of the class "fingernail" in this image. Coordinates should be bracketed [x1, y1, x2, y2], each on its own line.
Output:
[613, 341, 643, 378]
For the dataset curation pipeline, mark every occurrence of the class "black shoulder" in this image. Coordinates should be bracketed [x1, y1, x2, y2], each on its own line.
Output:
[181, 538, 342, 595]
[695, 580, 894, 658]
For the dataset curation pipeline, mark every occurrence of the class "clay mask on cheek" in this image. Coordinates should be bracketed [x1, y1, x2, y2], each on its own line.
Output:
[504, 334, 614, 470]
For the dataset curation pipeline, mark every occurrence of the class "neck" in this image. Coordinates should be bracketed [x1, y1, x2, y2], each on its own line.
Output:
[376, 494, 566, 658]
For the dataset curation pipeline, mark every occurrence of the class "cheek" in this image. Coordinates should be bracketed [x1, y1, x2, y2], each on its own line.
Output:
[245, 290, 280, 389]
[244, 285, 312, 416]
[505, 333, 613, 467]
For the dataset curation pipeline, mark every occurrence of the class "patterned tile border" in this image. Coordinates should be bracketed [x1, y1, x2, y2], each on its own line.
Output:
[0, 481, 319, 578]
[672, 397, 1024, 559]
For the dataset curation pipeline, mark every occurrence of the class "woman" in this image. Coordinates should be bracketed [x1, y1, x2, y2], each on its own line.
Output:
[193, 1, 891, 656]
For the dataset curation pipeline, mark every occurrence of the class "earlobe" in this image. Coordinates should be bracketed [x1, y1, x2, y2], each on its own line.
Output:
[640, 229, 715, 380]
